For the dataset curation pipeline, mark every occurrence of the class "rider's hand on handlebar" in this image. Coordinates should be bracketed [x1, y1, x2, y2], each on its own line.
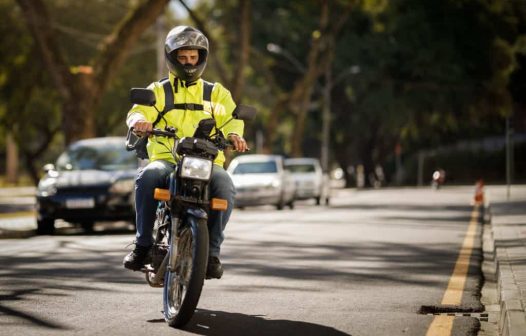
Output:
[132, 120, 153, 136]
[228, 134, 249, 152]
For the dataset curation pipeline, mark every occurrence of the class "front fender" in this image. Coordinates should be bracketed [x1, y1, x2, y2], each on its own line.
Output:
[186, 207, 208, 220]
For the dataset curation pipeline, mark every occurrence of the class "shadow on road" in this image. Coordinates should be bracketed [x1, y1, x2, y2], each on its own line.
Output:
[0, 288, 71, 331]
[222, 236, 482, 288]
[183, 309, 351, 336]
[0, 235, 143, 329]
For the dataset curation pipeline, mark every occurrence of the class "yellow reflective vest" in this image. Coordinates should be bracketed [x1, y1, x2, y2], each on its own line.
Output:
[127, 73, 244, 167]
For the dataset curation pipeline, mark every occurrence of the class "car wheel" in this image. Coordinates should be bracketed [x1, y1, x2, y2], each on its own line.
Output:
[80, 221, 95, 233]
[276, 199, 284, 210]
[37, 218, 55, 235]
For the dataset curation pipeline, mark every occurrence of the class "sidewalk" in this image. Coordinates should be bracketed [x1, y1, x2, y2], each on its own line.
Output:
[482, 185, 526, 336]
[0, 186, 36, 238]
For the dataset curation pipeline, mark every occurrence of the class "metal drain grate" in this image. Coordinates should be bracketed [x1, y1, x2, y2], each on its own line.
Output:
[423, 312, 490, 322]
[418, 305, 498, 322]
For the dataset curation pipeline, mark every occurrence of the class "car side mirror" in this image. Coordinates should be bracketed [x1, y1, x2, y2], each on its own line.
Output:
[130, 88, 156, 106]
[42, 163, 55, 173]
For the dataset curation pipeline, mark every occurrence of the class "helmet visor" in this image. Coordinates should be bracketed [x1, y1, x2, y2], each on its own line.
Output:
[165, 30, 208, 54]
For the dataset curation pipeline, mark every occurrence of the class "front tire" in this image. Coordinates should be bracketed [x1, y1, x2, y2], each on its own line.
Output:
[163, 217, 209, 328]
[79, 221, 94, 233]
[36, 218, 55, 235]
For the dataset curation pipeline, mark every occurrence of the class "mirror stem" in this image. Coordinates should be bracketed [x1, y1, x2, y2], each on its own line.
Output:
[216, 117, 234, 131]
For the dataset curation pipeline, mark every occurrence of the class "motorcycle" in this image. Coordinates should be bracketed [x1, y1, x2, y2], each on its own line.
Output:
[126, 88, 256, 328]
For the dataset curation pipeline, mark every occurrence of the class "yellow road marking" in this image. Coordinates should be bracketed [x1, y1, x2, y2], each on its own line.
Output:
[0, 211, 35, 219]
[426, 205, 480, 336]
[426, 315, 455, 336]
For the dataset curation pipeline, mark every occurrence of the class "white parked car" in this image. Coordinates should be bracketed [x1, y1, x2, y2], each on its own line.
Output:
[284, 158, 330, 205]
[227, 154, 295, 210]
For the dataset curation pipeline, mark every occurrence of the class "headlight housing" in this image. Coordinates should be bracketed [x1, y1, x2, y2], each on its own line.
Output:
[180, 156, 213, 181]
[271, 178, 281, 188]
[38, 178, 57, 197]
[110, 178, 135, 194]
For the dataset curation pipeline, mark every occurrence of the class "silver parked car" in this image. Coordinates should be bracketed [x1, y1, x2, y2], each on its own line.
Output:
[227, 154, 295, 210]
[284, 157, 330, 205]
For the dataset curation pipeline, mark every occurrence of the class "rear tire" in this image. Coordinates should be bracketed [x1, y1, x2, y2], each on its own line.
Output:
[80, 221, 94, 233]
[36, 218, 55, 235]
[163, 217, 208, 328]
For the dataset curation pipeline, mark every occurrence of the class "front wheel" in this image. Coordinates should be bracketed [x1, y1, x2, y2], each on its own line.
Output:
[163, 217, 209, 328]
[36, 218, 55, 235]
[79, 221, 94, 233]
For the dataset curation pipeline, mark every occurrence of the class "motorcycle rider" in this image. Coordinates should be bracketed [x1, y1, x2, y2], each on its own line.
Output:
[123, 26, 248, 279]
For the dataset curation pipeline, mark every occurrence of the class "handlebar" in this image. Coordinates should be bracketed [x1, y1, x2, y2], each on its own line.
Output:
[131, 127, 247, 151]
[150, 128, 177, 138]
[132, 127, 177, 138]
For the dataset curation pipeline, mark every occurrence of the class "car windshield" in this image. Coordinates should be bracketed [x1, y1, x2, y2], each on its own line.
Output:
[56, 143, 137, 171]
[285, 164, 315, 173]
[233, 161, 278, 174]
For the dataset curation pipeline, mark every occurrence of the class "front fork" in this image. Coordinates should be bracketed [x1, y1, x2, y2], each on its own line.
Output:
[168, 207, 208, 272]
[149, 206, 208, 288]
[168, 214, 180, 273]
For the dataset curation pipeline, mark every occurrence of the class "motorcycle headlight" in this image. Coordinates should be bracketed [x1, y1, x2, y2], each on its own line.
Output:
[110, 178, 135, 194]
[180, 157, 213, 181]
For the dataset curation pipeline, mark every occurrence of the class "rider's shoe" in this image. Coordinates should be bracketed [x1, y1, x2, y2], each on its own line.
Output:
[123, 244, 151, 271]
[206, 256, 223, 279]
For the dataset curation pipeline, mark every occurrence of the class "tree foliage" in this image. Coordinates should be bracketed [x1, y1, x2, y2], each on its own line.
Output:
[1, 0, 168, 183]
[1, 0, 525, 186]
[329, 0, 526, 185]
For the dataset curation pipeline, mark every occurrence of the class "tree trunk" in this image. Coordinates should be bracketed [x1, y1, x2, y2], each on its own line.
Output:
[62, 74, 98, 143]
[231, 0, 251, 102]
[263, 94, 289, 153]
[17, 0, 170, 145]
[6, 133, 19, 185]
[288, 0, 329, 157]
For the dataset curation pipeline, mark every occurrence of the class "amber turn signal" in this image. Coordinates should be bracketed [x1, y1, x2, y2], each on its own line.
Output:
[210, 198, 228, 211]
[154, 188, 171, 201]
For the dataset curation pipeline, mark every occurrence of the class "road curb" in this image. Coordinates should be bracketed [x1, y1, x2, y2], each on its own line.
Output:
[0, 228, 35, 239]
[483, 202, 526, 336]
[495, 245, 526, 336]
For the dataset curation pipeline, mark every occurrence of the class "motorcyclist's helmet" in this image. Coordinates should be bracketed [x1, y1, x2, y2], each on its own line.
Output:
[165, 26, 209, 82]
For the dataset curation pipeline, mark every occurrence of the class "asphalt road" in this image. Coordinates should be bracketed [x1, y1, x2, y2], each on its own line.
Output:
[0, 187, 484, 336]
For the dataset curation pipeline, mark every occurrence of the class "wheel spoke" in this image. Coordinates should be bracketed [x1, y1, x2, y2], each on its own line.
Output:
[163, 218, 208, 327]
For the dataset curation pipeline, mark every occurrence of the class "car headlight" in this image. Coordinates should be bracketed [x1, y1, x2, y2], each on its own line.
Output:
[110, 178, 135, 194]
[180, 157, 213, 181]
[38, 178, 57, 197]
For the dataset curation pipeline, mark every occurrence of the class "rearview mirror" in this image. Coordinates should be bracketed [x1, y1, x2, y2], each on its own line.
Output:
[233, 105, 257, 121]
[130, 88, 156, 106]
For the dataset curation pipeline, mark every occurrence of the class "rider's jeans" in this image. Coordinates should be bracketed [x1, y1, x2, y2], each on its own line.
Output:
[134, 159, 235, 258]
